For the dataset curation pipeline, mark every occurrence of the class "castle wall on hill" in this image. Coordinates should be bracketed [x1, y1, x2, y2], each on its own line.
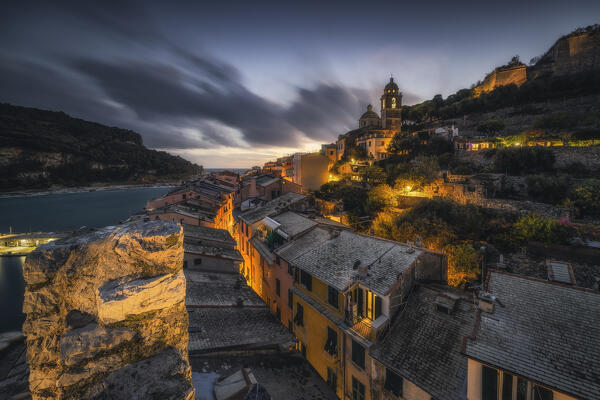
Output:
[474, 65, 527, 96]
[529, 31, 600, 78]
[22, 220, 194, 400]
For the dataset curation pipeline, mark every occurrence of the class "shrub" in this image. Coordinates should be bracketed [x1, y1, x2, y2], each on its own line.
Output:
[446, 243, 481, 287]
[571, 179, 600, 217]
[525, 174, 571, 204]
[513, 214, 574, 245]
[493, 147, 555, 175]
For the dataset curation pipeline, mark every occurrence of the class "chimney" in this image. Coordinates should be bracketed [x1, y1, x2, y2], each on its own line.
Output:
[415, 236, 422, 248]
[478, 291, 495, 313]
[250, 177, 257, 197]
[358, 265, 368, 280]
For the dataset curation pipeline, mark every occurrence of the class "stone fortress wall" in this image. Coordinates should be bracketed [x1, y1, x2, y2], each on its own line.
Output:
[474, 65, 527, 96]
[475, 27, 600, 94]
[22, 220, 194, 400]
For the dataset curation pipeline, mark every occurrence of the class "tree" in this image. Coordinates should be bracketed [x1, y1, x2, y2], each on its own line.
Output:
[367, 184, 397, 212]
[446, 243, 480, 287]
[361, 165, 386, 185]
[477, 120, 505, 136]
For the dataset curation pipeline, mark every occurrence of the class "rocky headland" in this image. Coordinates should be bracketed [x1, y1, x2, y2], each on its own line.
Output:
[21, 220, 194, 400]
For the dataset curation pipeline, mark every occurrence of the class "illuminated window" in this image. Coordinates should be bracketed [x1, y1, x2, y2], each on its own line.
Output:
[392, 98, 396, 108]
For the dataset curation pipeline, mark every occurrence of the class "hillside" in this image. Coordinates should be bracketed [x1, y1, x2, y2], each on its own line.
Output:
[403, 25, 600, 136]
[0, 103, 203, 191]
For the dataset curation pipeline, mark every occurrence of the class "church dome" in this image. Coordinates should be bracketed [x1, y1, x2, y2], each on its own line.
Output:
[360, 104, 380, 120]
[384, 77, 399, 92]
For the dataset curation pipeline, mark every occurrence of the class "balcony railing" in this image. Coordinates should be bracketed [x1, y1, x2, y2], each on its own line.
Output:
[345, 306, 390, 343]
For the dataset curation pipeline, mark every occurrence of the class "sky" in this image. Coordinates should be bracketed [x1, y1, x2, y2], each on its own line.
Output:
[1, 1, 599, 168]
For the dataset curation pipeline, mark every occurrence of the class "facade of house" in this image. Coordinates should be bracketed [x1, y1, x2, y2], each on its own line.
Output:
[291, 152, 330, 191]
[356, 131, 395, 160]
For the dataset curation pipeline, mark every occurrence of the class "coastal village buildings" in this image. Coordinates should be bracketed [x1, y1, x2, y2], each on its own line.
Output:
[231, 190, 600, 400]
[146, 179, 235, 233]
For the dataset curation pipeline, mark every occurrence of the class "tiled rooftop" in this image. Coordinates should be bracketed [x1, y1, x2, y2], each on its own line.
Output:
[183, 243, 242, 262]
[239, 192, 306, 224]
[185, 270, 264, 307]
[185, 269, 294, 354]
[188, 308, 294, 353]
[272, 211, 317, 238]
[275, 227, 331, 263]
[291, 229, 422, 295]
[370, 285, 475, 400]
[465, 271, 600, 399]
[183, 224, 234, 244]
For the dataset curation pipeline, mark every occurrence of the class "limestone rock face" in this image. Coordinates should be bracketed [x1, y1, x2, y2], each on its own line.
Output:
[22, 220, 193, 400]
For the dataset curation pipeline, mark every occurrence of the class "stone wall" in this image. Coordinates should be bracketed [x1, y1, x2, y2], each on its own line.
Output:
[22, 220, 194, 400]
[474, 65, 527, 96]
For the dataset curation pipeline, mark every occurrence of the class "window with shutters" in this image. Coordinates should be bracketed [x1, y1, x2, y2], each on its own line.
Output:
[351, 339, 365, 369]
[328, 286, 339, 308]
[384, 369, 403, 396]
[294, 303, 304, 326]
[482, 365, 498, 400]
[324, 327, 337, 356]
[300, 270, 312, 291]
[326, 368, 337, 391]
[352, 377, 365, 400]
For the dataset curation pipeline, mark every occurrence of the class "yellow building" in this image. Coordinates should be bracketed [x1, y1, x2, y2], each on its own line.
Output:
[287, 228, 447, 400]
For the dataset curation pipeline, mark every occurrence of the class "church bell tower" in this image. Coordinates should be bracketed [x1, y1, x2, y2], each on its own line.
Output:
[380, 77, 402, 131]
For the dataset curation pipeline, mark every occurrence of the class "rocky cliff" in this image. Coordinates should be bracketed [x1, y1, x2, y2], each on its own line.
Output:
[22, 220, 194, 400]
[0, 103, 203, 191]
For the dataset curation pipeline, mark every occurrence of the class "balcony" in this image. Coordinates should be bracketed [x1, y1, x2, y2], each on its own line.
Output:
[345, 308, 390, 343]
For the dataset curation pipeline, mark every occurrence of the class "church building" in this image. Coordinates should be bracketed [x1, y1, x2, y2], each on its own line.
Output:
[338, 78, 403, 161]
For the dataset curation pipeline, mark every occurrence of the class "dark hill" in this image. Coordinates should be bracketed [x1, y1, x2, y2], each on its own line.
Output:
[0, 103, 203, 191]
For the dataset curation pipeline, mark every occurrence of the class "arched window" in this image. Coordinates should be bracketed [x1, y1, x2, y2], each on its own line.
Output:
[391, 98, 396, 109]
